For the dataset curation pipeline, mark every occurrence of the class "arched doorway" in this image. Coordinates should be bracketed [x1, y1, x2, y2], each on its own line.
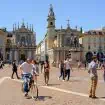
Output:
[85, 51, 93, 63]
[20, 54, 26, 61]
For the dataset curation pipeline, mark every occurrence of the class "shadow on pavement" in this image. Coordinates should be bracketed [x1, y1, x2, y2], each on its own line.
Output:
[100, 97, 105, 99]
[37, 96, 52, 101]
[69, 80, 81, 82]
[48, 83, 60, 86]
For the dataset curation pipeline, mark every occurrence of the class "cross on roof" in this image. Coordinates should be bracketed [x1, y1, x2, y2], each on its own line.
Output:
[67, 19, 70, 28]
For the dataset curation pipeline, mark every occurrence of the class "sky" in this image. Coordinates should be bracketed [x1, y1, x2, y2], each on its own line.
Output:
[0, 0, 105, 44]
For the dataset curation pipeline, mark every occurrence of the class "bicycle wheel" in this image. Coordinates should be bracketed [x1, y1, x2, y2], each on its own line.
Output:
[30, 83, 38, 99]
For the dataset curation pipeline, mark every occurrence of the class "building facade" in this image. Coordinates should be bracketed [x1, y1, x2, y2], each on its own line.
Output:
[81, 28, 105, 62]
[0, 22, 36, 63]
[36, 5, 83, 66]
[0, 29, 6, 61]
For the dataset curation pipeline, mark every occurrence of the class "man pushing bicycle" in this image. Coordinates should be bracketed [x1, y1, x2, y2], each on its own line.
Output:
[19, 58, 38, 97]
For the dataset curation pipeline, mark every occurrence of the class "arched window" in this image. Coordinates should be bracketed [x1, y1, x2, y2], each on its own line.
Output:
[50, 22, 53, 25]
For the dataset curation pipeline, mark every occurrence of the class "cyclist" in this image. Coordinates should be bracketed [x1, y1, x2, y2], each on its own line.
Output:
[20, 58, 34, 97]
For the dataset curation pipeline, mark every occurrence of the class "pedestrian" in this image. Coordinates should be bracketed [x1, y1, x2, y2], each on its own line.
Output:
[58, 60, 65, 81]
[101, 59, 105, 82]
[31, 60, 39, 83]
[11, 60, 20, 79]
[19, 58, 34, 97]
[44, 61, 50, 86]
[88, 56, 98, 99]
[64, 58, 72, 81]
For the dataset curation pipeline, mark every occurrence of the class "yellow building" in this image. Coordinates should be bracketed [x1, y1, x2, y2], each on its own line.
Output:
[0, 29, 6, 61]
[36, 4, 83, 66]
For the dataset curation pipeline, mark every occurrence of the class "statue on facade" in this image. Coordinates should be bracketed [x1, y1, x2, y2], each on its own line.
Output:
[70, 36, 74, 47]
[73, 36, 78, 48]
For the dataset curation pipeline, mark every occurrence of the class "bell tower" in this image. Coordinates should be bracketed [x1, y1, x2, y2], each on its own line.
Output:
[47, 4, 55, 28]
[47, 4, 56, 49]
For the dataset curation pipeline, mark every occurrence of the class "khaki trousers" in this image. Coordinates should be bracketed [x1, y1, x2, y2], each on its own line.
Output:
[89, 76, 98, 97]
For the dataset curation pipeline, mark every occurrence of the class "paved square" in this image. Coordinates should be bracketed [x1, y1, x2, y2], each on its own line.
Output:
[0, 65, 105, 105]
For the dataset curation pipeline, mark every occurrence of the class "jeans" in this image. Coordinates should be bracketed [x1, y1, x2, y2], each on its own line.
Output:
[59, 68, 65, 80]
[65, 69, 70, 80]
[22, 73, 32, 93]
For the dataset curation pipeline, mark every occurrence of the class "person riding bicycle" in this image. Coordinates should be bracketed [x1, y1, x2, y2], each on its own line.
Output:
[20, 58, 36, 97]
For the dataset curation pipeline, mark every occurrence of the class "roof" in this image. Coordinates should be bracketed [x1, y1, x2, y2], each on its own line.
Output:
[0, 30, 6, 35]
[15, 27, 31, 33]
[84, 30, 105, 35]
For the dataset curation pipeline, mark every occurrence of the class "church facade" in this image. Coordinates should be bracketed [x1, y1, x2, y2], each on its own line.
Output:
[1, 22, 36, 63]
[36, 5, 83, 66]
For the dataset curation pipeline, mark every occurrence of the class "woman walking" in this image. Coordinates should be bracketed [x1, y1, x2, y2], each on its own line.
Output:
[44, 61, 50, 86]
[31, 60, 39, 83]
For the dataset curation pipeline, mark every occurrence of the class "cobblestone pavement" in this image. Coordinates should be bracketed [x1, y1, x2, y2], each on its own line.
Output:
[0, 64, 105, 105]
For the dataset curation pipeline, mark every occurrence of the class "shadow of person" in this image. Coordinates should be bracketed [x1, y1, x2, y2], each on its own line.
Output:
[99, 97, 105, 99]
[69, 80, 81, 82]
[48, 84, 60, 86]
[37, 96, 52, 101]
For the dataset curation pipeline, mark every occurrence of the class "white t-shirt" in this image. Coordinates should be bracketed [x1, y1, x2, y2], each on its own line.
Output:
[88, 61, 97, 77]
[64, 60, 71, 70]
[20, 62, 33, 74]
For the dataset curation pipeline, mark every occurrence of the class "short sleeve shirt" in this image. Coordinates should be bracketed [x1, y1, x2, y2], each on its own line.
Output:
[20, 62, 33, 74]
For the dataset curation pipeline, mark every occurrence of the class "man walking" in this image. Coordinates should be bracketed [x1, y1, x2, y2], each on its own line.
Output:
[20, 58, 34, 97]
[11, 60, 19, 79]
[88, 56, 98, 99]
[64, 58, 72, 81]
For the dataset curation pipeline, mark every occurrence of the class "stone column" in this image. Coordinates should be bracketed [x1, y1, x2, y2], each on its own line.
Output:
[28, 51, 31, 58]
[57, 34, 60, 47]
[14, 50, 19, 63]
[60, 34, 62, 47]
[64, 50, 66, 60]
[56, 51, 60, 67]
[9, 50, 12, 61]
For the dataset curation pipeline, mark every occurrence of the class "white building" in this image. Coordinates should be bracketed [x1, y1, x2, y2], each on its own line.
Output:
[81, 28, 105, 62]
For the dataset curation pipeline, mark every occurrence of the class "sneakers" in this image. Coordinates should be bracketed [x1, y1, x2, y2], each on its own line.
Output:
[92, 96, 98, 99]
[24, 93, 28, 97]
[89, 95, 92, 98]
[89, 95, 97, 99]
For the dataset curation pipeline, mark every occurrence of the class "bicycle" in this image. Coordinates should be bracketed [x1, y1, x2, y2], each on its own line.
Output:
[21, 74, 39, 99]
